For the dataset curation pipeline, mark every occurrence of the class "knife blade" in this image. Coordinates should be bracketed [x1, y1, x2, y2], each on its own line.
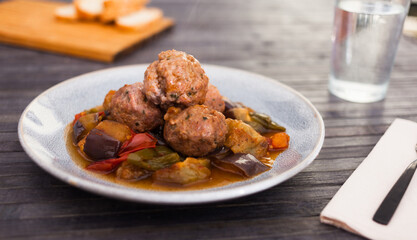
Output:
[373, 159, 417, 225]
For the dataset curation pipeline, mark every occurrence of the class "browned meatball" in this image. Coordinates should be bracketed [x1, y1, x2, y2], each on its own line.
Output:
[144, 50, 209, 109]
[109, 83, 163, 132]
[163, 105, 227, 157]
[204, 83, 225, 112]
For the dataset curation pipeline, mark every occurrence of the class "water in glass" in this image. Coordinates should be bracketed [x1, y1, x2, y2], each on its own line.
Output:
[329, 0, 408, 103]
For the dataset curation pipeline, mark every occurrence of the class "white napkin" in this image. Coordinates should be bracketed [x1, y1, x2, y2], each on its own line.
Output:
[320, 118, 417, 240]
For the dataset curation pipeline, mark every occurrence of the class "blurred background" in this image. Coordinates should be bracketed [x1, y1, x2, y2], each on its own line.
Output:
[0, 0, 333, 94]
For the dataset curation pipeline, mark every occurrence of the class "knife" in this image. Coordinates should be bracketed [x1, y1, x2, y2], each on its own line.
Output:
[373, 157, 417, 225]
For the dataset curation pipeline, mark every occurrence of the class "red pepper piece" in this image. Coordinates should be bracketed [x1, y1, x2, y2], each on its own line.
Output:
[86, 133, 157, 173]
[118, 133, 157, 156]
[86, 154, 129, 173]
[73, 111, 105, 127]
[72, 112, 86, 126]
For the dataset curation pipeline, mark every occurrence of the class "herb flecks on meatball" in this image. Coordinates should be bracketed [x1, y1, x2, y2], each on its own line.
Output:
[109, 83, 163, 132]
[163, 105, 227, 157]
[144, 49, 209, 109]
[204, 83, 225, 112]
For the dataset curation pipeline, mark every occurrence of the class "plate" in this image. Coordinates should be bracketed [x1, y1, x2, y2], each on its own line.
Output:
[18, 64, 325, 204]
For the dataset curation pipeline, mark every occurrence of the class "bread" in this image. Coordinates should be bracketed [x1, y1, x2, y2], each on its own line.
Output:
[74, 0, 104, 20]
[100, 0, 148, 23]
[54, 0, 167, 33]
[116, 8, 163, 31]
[55, 5, 78, 21]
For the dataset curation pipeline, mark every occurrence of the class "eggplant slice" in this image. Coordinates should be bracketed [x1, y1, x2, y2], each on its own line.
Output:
[212, 153, 269, 177]
[82, 120, 132, 160]
[73, 113, 100, 143]
[83, 128, 122, 160]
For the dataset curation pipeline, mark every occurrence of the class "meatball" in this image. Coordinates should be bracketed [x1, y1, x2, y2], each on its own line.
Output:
[109, 83, 163, 132]
[144, 50, 209, 109]
[204, 83, 225, 112]
[163, 105, 227, 157]
[102, 90, 116, 112]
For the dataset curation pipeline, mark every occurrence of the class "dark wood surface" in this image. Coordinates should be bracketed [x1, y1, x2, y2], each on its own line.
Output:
[1, 0, 417, 239]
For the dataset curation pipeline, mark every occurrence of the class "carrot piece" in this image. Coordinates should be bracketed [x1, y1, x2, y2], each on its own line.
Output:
[86, 155, 129, 173]
[269, 132, 290, 150]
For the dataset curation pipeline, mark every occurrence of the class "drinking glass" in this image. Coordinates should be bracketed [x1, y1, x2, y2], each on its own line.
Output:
[328, 0, 411, 103]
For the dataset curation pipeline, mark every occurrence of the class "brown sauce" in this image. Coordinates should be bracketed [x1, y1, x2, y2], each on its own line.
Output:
[65, 124, 283, 191]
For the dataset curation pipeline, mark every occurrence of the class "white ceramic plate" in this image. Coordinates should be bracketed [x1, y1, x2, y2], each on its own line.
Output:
[18, 64, 325, 204]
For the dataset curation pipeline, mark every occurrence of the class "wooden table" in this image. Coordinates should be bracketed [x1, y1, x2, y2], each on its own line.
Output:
[1, 0, 416, 239]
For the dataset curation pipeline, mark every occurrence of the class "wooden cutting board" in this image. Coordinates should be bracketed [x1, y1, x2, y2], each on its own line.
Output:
[404, 16, 417, 38]
[0, 0, 174, 62]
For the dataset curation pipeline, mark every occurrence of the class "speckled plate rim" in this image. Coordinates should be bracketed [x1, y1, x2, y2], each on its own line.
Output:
[18, 64, 325, 205]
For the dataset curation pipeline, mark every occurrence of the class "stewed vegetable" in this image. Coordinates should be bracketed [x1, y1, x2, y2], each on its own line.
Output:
[86, 133, 157, 173]
[116, 161, 151, 181]
[71, 102, 288, 186]
[82, 120, 132, 160]
[83, 128, 123, 160]
[103, 90, 116, 112]
[269, 132, 290, 151]
[153, 158, 211, 185]
[68, 50, 291, 190]
[73, 113, 101, 143]
[224, 119, 269, 159]
[211, 153, 269, 177]
[224, 99, 286, 134]
[249, 112, 286, 132]
[127, 146, 181, 171]
[70, 98, 289, 188]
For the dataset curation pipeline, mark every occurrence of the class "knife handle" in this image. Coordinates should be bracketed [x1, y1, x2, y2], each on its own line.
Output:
[373, 159, 417, 225]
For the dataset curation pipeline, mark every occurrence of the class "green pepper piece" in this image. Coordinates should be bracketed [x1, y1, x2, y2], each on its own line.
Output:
[249, 112, 286, 132]
[132, 152, 181, 171]
[127, 148, 180, 171]
[249, 112, 270, 126]
[245, 121, 268, 134]
[138, 148, 157, 159]
[266, 120, 286, 132]
[251, 112, 271, 121]
[155, 146, 174, 156]
[127, 148, 157, 164]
